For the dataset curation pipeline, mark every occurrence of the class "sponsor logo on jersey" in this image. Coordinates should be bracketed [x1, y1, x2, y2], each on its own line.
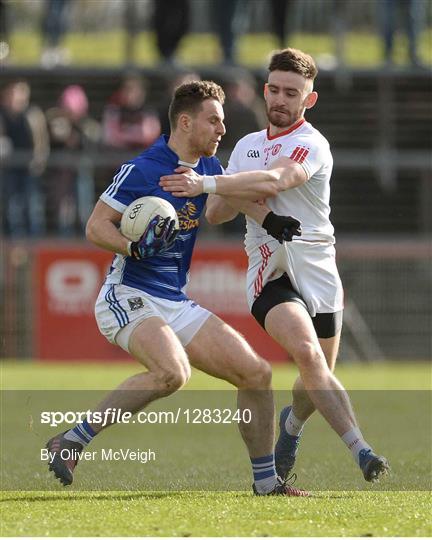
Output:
[263, 143, 283, 165]
[177, 201, 200, 231]
[272, 143, 282, 155]
[247, 149, 260, 158]
[289, 145, 309, 164]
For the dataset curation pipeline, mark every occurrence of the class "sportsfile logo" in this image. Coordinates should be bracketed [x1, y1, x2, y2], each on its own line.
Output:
[40, 407, 252, 427]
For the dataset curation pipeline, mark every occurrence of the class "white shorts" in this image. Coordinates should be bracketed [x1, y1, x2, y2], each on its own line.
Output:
[95, 284, 212, 353]
[245, 238, 344, 318]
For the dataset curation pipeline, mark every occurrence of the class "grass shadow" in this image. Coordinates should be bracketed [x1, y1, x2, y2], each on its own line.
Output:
[0, 489, 360, 503]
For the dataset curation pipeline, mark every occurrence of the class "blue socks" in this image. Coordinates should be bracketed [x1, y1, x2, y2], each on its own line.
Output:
[251, 454, 278, 494]
[64, 418, 97, 447]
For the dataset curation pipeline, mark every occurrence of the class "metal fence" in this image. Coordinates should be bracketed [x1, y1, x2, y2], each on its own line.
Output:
[1, 238, 431, 361]
[337, 240, 432, 360]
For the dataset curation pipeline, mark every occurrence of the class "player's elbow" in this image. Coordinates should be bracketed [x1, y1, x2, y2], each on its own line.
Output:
[85, 216, 98, 243]
[205, 207, 224, 225]
[205, 212, 220, 225]
[205, 200, 238, 225]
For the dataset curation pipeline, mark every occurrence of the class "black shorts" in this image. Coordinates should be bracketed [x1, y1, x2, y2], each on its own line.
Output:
[251, 273, 343, 339]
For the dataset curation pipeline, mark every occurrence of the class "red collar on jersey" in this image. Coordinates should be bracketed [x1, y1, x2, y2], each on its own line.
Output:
[266, 118, 305, 140]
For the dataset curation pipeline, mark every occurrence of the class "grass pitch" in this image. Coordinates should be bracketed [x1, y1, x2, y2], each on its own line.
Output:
[8, 29, 432, 68]
[2, 490, 430, 537]
[1, 361, 431, 537]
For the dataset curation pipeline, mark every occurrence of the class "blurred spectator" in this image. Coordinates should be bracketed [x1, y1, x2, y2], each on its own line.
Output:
[332, 0, 348, 69]
[123, 0, 136, 65]
[0, 0, 9, 63]
[269, 0, 293, 48]
[154, 0, 189, 66]
[157, 70, 201, 135]
[219, 68, 266, 151]
[41, 0, 71, 68]
[0, 80, 49, 237]
[102, 74, 161, 151]
[379, 0, 425, 67]
[45, 85, 100, 236]
[211, 0, 243, 65]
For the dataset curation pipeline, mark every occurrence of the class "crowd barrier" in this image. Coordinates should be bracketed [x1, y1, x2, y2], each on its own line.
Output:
[2, 239, 430, 361]
[4, 241, 287, 362]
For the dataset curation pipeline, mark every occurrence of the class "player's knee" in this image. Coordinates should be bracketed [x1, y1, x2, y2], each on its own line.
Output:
[293, 341, 323, 370]
[160, 370, 187, 393]
[238, 357, 272, 389]
[157, 364, 190, 393]
[257, 358, 273, 387]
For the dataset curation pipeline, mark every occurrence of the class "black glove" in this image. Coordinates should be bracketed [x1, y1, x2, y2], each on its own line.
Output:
[130, 216, 179, 260]
[262, 211, 302, 243]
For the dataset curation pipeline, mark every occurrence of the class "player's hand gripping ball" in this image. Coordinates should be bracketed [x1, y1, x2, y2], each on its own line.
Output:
[121, 196, 180, 259]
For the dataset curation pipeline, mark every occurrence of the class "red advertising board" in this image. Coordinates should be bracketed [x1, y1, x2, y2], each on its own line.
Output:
[34, 243, 288, 362]
[34, 246, 127, 361]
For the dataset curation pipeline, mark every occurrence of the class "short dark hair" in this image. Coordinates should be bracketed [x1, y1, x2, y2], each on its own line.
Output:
[268, 48, 318, 80]
[168, 80, 225, 129]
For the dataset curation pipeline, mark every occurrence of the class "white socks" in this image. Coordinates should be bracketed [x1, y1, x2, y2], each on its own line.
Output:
[284, 410, 372, 466]
[285, 409, 305, 437]
[342, 427, 372, 464]
[285, 411, 372, 465]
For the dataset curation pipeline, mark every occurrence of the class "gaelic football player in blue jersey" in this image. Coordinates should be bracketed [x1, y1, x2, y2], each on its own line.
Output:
[45, 80, 307, 496]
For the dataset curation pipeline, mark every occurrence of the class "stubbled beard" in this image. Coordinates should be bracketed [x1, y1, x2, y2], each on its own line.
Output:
[200, 144, 217, 158]
[190, 138, 216, 158]
[201, 144, 216, 157]
[266, 108, 300, 128]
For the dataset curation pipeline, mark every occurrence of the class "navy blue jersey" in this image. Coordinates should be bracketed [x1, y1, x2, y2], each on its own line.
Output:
[100, 135, 223, 301]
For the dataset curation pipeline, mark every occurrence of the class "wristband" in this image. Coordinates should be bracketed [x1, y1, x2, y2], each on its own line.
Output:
[127, 241, 133, 257]
[203, 175, 217, 194]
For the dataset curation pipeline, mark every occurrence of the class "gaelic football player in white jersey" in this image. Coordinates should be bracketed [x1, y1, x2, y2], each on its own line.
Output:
[160, 49, 389, 483]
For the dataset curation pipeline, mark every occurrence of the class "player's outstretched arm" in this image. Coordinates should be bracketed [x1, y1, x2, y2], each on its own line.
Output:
[86, 200, 130, 256]
[159, 158, 308, 200]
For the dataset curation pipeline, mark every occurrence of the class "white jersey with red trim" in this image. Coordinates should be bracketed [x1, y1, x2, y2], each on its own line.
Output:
[225, 118, 335, 244]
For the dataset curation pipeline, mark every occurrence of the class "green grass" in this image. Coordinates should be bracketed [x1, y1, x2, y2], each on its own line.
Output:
[1, 361, 431, 537]
[1, 490, 430, 537]
[2, 360, 431, 390]
[8, 29, 432, 67]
